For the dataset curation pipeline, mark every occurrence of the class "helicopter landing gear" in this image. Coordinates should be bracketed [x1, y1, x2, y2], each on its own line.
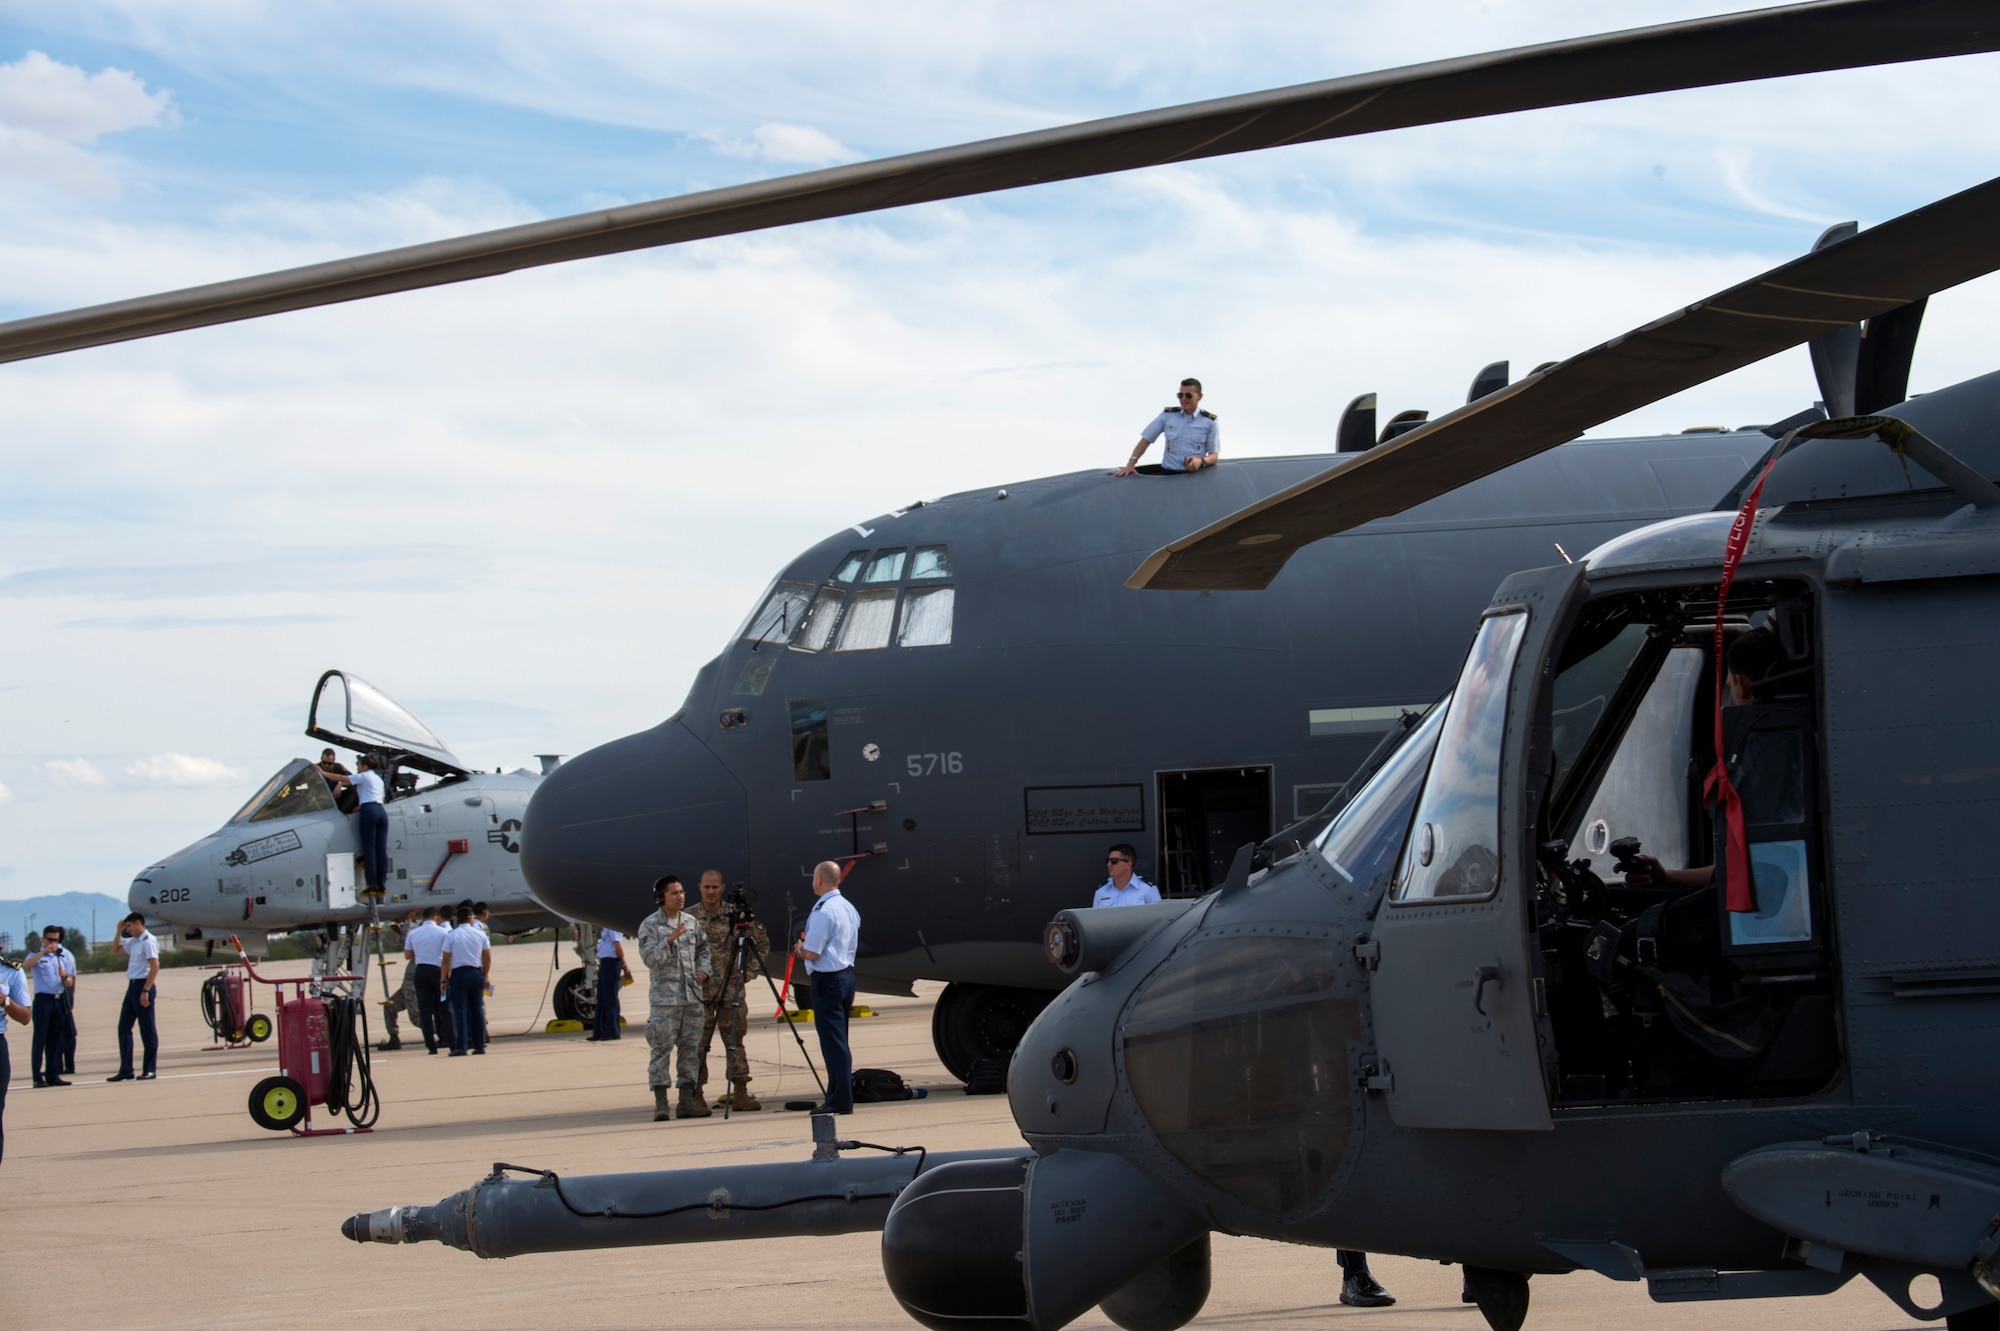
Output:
[1462, 1268, 1529, 1331]
[1098, 1233, 1211, 1331]
[930, 983, 1054, 1083]
[553, 967, 597, 1025]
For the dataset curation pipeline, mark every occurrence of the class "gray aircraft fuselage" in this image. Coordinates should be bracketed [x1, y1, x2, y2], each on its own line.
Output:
[521, 428, 1766, 993]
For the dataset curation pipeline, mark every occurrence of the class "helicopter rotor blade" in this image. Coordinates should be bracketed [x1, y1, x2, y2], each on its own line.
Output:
[1128, 172, 2000, 592]
[1, 0, 1996, 364]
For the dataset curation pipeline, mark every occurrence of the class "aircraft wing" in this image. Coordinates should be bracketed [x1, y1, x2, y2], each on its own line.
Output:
[1129, 172, 2000, 591]
[0, 0, 1995, 363]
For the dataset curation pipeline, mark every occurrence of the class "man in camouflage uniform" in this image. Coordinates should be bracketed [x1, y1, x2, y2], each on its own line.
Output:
[691, 869, 771, 1112]
[636, 876, 711, 1121]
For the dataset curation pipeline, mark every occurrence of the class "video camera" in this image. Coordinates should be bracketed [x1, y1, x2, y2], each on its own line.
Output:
[723, 882, 759, 927]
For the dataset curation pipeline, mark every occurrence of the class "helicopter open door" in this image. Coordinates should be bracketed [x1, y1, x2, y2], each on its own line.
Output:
[1366, 562, 1586, 1130]
[307, 670, 469, 779]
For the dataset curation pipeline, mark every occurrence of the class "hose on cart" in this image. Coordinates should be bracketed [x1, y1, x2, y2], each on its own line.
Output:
[200, 973, 230, 1040]
[325, 993, 382, 1129]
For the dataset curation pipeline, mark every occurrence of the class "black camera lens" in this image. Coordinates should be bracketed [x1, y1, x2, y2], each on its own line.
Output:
[1051, 1048, 1078, 1084]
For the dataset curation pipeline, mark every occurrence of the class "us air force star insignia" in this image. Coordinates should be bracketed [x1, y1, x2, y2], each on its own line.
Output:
[488, 819, 523, 853]
[863, 743, 881, 762]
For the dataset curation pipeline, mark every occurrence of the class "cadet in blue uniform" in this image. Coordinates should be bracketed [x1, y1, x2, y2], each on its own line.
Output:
[26, 926, 75, 1087]
[794, 861, 861, 1114]
[1117, 378, 1220, 476]
[590, 927, 626, 1042]
[1092, 844, 1162, 908]
[1, 958, 31, 1162]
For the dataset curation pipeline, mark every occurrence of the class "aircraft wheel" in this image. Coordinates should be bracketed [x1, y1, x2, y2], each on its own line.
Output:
[553, 968, 595, 1024]
[245, 1012, 273, 1043]
[931, 984, 1054, 1084]
[248, 1075, 307, 1131]
[1463, 1268, 1530, 1331]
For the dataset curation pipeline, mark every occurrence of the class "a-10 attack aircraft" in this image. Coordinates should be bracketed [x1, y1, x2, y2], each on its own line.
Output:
[127, 671, 589, 999]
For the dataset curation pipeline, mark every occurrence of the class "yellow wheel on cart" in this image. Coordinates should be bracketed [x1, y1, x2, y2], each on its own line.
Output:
[245, 1012, 274, 1043]
[248, 1075, 307, 1131]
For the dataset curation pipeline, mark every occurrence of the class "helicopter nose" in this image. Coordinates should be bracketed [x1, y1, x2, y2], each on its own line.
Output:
[521, 718, 748, 930]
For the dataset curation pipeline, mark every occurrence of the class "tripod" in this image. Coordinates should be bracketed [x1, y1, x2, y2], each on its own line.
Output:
[713, 911, 825, 1119]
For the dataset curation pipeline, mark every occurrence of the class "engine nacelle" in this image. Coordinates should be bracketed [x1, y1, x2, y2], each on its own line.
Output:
[880, 1149, 1207, 1331]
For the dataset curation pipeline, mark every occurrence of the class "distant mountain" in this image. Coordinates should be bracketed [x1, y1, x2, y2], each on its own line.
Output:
[0, 891, 130, 945]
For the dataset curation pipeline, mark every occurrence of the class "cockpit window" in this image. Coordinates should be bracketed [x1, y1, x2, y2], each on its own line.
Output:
[795, 588, 846, 651]
[1392, 611, 1527, 902]
[1318, 702, 1447, 895]
[743, 581, 815, 644]
[230, 760, 335, 824]
[897, 586, 954, 647]
[910, 545, 952, 579]
[863, 549, 907, 583]
[1550, 621, 1651, 797]
[834, 588, 897, 650]
[831, 550, 868, 584]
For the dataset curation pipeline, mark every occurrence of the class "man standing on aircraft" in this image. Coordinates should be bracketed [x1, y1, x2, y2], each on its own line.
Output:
[692, 869, 770, 1112]
[589, 925, 627, 1043]
[794, 861, 861, 1115]
[639, 876, 711, 1121]
[1093, 844, 1161, 908]
[106, 912, 160, 1082]
[0, 955, 29, 1162]
[26, 926, 75, 1087]
[403, 907, 449, 1055]
[1116, 378, 1219, 477]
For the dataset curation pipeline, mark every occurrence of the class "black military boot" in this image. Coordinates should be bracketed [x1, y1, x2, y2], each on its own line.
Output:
[1338, 1251, 1397, 1308]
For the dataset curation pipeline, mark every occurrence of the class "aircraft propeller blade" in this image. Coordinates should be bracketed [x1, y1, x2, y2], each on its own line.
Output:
[0, 0, 1995, 364]
[1128, 173, 2000, 591]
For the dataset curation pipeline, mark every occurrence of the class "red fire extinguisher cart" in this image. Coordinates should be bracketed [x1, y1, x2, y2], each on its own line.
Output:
[230, 934, 381, 1137]
[198, 961, 270, 1049]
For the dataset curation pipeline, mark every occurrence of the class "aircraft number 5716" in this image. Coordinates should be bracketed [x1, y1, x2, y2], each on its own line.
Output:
[906, 752, 964, 776]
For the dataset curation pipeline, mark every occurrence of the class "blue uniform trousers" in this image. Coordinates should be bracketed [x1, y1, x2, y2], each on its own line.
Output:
[61, 991, 76, 1073]
[0, 1034, 11, 1163]
[357, 802, 389, 892]
[809, 967, 856, 1112]
[117, 979, 159, 1076]
[448, 967, 486, 1053]
[411, 963, 443, 1052]
[593, 956, 622, 1039]
[30, 993, 65, 1083]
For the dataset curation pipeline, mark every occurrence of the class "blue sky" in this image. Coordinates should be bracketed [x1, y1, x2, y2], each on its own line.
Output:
[1, 1, 1997, 904]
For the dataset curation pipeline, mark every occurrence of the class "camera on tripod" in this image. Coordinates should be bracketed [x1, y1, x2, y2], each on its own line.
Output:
[724, 882, 759, 926]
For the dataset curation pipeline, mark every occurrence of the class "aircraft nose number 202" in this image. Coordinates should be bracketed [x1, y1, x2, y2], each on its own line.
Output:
[905, 752, 964, 777]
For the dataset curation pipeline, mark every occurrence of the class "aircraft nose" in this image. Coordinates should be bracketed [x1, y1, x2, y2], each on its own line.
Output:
[521, 718, 748, 931]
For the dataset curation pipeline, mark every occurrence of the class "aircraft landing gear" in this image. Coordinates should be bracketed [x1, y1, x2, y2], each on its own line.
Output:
[553, 968, 598, 1025]
[1463, 1268, 1530, 1331]
[930, 983, 1054, 1084]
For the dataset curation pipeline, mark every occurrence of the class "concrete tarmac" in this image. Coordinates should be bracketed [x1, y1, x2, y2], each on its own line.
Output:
[0, 943, 1946, 1330]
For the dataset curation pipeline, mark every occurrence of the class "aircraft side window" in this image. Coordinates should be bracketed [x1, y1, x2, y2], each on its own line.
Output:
[1392, 610, 1527, 903]
[910, 545, 952, 579]
[863, 549, 907, 583]
[831, 550, 868, 583]
[794, 588, 846, 651]
[897, 586, 954, 647]
[789, 699, 831, 782]
[834, 588, 897, 650]
[743, 581, 815, 644]
[1317, 703, 1447, 895]
[244, 762, 336, 823]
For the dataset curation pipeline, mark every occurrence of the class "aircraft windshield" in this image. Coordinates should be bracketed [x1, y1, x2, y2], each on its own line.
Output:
[308, 670, 464, 773]
[1317, 702, 1448, 895]
[229, 760, 336, 824]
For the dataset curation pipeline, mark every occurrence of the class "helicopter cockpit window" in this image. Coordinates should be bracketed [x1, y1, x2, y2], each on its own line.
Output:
[1549, 622, 1651, 795]
[834, 588, 897, 650]
[897, 586, 954, 647]
[863, 549, 907, 583]
[1392, 611, 1526, 903]
[795, 588, 846, 652]
[1317, 703, 1447, 895]
[230, 760, 335, 824]
[910, 544, 952, 579]
[744, 581, 815, 644]
[831, 550, 868, 584]
[1124, 935, 1360, 1215]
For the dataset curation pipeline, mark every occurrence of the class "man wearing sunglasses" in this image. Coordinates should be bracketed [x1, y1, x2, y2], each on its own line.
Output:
[1116, 378, 1219, 477]
[1091, 845, 1160, 909]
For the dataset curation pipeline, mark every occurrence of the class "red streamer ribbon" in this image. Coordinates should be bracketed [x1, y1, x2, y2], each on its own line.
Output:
[1705, 455, 1780, 914]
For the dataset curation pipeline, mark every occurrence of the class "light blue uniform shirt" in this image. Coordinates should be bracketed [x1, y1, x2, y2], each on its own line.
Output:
[1093, 875, 1162, 909]
[443, 922, 490, 971]
[1, 965, 29, 1033]
[406, 920, 449, 967]
[1139, 407, 1220, 473]
[596, 928, 624, 959]
[27, 945, 76, 996]
[802, 890, 860, 973]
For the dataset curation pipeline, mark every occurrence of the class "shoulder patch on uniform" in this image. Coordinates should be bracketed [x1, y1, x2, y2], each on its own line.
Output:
[1199, 409, 1217, 419]
[1164, 406, 1181, 414]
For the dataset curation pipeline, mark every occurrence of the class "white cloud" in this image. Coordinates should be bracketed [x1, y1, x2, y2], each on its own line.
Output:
[0, 50, 176, 197]
[46, 759, 108, 789]
[123, 753, 242, 787]
[699, 122, 860, 166]
[0, 781, 13, 804]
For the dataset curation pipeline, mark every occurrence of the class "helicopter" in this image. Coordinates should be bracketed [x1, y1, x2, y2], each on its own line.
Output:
[338, 162, 2000, 1331]
[126, 669, 607, 1018]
